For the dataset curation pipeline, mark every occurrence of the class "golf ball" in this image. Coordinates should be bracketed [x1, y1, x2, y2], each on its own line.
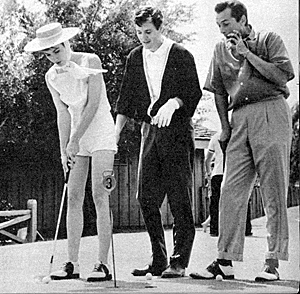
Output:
[216, 274, 223, 281]
[42, 276, 51, 284]
[145, 272, 153, 280]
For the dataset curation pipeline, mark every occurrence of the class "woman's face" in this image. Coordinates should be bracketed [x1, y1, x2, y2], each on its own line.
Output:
[41, 43, 68, 66]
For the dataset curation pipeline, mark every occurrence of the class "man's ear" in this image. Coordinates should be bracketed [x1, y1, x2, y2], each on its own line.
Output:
[240, 14, 247, 25]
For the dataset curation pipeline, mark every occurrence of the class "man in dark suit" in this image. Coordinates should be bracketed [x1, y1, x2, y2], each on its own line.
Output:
[115, 6, 202, 278]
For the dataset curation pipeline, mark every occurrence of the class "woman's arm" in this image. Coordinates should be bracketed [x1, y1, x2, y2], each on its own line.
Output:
[45, 74, 71, 171]
[46, 74, 71, 156]
[67, 54, 103, 159]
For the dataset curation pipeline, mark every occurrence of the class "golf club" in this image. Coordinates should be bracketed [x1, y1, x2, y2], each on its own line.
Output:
[48, 166, 71, 276]
[102, 170, 117, 288]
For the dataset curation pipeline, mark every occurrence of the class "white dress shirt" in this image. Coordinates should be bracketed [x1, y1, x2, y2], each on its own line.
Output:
[143, 37, 174, 116]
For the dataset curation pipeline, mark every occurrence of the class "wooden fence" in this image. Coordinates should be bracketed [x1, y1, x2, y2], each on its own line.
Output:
[0, 158, 299, 241]
[0, 199, 37, 243]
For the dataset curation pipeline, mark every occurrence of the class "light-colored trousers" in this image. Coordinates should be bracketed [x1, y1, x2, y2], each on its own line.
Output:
[218, 96, 292, 262]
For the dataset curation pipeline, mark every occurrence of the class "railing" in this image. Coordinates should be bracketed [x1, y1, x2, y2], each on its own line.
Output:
[0, 199, 37, 243]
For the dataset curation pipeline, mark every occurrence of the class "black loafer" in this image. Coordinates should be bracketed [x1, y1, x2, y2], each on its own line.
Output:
[131, 264, 167, 276]
[161, 265, 185, 278]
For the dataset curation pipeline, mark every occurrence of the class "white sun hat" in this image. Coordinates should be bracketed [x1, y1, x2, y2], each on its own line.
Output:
[24, 22, 80, 52]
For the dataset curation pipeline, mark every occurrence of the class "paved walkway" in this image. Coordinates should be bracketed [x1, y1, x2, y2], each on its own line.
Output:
[0, 206, 299, 293]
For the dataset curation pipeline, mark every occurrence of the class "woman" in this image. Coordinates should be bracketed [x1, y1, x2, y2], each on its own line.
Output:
[24, 22, 117, 282]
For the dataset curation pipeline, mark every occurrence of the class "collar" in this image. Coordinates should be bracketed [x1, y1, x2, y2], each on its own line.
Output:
[54, 61, 72, 74]
[244, 24, 256, 41]
[49, 61, 107, 81]
[144, 37, 173, 58]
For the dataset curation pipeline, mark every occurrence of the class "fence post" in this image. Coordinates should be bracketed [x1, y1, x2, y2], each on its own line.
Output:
[27, 199, 37, 242]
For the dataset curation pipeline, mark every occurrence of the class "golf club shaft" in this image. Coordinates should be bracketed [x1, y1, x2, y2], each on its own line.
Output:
[103, 170, 117, 288]
[110, 209, 117, 288]
[49, 168, 70, 275]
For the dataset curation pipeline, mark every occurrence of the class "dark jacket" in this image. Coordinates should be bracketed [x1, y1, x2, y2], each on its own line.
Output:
[116, 43, 202, 124]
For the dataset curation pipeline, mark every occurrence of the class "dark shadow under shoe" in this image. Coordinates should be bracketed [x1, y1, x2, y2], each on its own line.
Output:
[190, 260, 234, 280]
[161, 265, 185, 278]
[132, 264, 167, 276]
[50, 262, 80, 280]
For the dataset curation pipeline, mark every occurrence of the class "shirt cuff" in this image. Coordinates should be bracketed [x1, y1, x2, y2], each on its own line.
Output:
[169, 98, 180, 109]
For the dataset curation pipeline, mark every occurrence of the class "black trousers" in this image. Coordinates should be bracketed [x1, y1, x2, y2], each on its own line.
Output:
[137, 122, 195, 269]
[210, 175, 252, 236]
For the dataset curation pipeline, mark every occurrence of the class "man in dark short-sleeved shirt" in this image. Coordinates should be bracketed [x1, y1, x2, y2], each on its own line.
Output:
[190, 0, 294, 282]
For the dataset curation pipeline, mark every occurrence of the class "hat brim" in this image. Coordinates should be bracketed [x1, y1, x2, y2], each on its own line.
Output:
[24, 27, 80, 52]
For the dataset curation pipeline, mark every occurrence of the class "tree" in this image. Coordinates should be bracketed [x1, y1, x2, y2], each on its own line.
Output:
[42, 0, 196, 108]
[0, 1, 57, 163]
[0, 0, 197, 163]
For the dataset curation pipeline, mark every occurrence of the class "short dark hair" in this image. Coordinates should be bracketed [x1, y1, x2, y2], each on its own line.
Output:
[134, 6, 163, 30]
[215, 1, 248, 25]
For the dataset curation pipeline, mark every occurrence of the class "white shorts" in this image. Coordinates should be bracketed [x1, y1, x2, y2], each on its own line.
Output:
[77, 134, 117, 156]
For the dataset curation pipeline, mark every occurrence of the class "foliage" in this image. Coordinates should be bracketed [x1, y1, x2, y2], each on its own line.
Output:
[290, 102, 299, 185]
[0, 0, 196, 163]
[0, 0, 298, 185]
[0, 1, 60, 163]
[0, 199, 16, 245]
[0, 3, 34, 144]
[192, 91, 214, 124]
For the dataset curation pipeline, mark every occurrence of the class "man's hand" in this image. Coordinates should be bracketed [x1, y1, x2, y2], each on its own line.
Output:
[115, 114, 127, 147]
[151, 98, 180, 128]
[218, 127, 232, 154]
[206, 173, 212, 198]
[226, 30, 249, 57]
